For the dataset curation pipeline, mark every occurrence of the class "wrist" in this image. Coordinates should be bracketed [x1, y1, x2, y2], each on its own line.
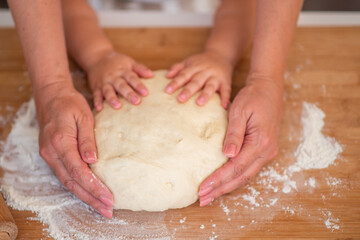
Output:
[203, 47, 236, 67]
[33, 76, 75, 103]
[246, 71, 284, 92]
[83, 46, 115, 73]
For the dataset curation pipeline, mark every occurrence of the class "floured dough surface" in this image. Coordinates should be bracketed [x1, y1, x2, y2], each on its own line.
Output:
[91, 70, 228, 211]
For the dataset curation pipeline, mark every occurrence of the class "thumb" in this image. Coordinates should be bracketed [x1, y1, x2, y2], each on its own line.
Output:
[223, 106, 246, 158]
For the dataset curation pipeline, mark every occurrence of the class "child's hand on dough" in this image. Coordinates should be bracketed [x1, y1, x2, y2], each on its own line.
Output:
[87, 51, 153, 111]
[165, 50, 233, 109]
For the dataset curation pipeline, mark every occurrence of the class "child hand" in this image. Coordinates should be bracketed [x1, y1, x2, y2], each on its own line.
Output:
[165, 50, 233, 109]
[87, 51, 153, 111]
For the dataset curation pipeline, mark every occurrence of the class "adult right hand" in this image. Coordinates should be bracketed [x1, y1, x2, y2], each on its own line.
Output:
[35, 81, 114, 219]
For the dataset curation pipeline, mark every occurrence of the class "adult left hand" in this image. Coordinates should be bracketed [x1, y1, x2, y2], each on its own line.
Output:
[198, 74, 283, 206]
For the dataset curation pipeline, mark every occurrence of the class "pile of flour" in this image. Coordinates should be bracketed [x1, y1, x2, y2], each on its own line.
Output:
[0, 99, 343, 239]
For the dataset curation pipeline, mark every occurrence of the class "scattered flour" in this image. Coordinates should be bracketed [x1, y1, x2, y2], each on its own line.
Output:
[0, 99, 345, 238]
[179, 217, 187, 224]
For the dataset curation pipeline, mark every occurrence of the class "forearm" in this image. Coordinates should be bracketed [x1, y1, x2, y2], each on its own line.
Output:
[249, 0, 303, 82]
[205, 0, 256, 66]
[8, 0, 72, 96]
[61, 0, 114, 72]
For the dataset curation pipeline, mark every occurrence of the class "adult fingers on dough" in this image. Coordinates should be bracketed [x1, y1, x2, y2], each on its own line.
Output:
[123, 71, 148, 96]
[196, 78, 219, 106]
[204, 161, 263, 203]
[133, 62, 153, 78]
[166, 62, 185, 78]
[198, 143, 259, 205]
[54, 159, 113, 219]
[60, 140, 114, 209]
[77, 113, 97, 164]
[93, 89, 104, 112]
[102, 84, 121, 109]
[165, 67, 199, 94]
[177, 72, 209, 103]
[112, 78, 141, 105]
[222, 104, 247, 158]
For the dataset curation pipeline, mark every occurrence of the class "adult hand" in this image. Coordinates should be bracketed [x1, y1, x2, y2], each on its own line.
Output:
[36, 82, 114, 218]
[198, 75, 283, 206]
[166, 50, 233, 109]
[87, 51, 153, 112]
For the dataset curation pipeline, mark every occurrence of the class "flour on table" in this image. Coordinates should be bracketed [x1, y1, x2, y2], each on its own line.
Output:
[0, 97, 345, 239]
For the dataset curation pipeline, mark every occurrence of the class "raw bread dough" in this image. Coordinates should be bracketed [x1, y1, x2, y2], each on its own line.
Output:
[91, 70, 228, 211]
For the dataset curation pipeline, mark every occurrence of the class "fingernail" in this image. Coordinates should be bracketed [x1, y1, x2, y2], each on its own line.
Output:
[200, 197, 214, 207]
[224, 143, 237, 157]
[84, 151, 97, 163]
[178, 93, 186, 102]
[199, 186, 213, 196]
[197, 97, 205, 105]
[165, 86, 173, 93]
[140, 88, 148, 96]
[98, 207, 113, 219]
[223, 101, 229, 109]
[112, 100, 121, 108]
[131, 95, 140, 104]
[100, 195, 113, 207]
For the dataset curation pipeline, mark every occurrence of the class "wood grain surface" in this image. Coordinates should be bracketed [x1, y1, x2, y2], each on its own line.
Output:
[0, 27, 359, 239]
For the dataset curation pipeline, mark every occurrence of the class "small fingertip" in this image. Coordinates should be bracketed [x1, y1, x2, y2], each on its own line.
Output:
[130, 95, 141, 105]
[178, 93, 187, 102]
[95, 103, 103, 112]
[140, 88, 148, 96]
[224, 143, 237, 158]
[111, 100, 121, 109]
[143, 70, 154, 78]
[196, 96, 206, 106]
[165, 85, 173, 94]
[222, 101, 229, 109]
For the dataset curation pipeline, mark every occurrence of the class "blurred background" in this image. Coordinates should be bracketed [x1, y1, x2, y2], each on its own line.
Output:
[1, 0, 360, 11]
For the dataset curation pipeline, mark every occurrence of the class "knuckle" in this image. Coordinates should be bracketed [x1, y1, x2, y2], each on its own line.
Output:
[69, 167, 82, 180]
[238, 175, 251, 186]
[233, 162, 246, 177]
[259, 135, 271, 150]
[63, 178, 77, 192]
[50, 131, 64, 147]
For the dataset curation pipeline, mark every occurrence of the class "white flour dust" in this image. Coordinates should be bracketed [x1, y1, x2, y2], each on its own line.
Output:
[295, 102, 342, 169]
[0, 99, 345, 239]
[0, 100, 170, 240]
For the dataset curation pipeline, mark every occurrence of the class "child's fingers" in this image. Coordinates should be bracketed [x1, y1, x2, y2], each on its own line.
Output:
[123, 71, 148, 96]
[93, 89, 104, 112]
[177, 72, 208, 103]
[196, 78, 219, 106]
[133, 63, 153, 78]
[165, 68, 198, 94]
[102, 84, 122, 109]
[220, 84, 231, 109]
[112, 78, 141, 105]
[166, 62, 185, 78]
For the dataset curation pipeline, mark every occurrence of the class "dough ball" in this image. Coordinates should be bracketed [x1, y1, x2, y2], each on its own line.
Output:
[91, 70, 228, 211]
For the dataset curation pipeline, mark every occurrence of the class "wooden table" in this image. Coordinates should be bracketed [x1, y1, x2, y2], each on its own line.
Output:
[0, 27, 359, 239]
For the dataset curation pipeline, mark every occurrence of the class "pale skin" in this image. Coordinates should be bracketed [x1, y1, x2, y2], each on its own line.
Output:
[8, 0, 303, 218]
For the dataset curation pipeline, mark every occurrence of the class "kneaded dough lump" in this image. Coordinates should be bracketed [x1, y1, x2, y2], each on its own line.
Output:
[91, 70, 228, 211]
